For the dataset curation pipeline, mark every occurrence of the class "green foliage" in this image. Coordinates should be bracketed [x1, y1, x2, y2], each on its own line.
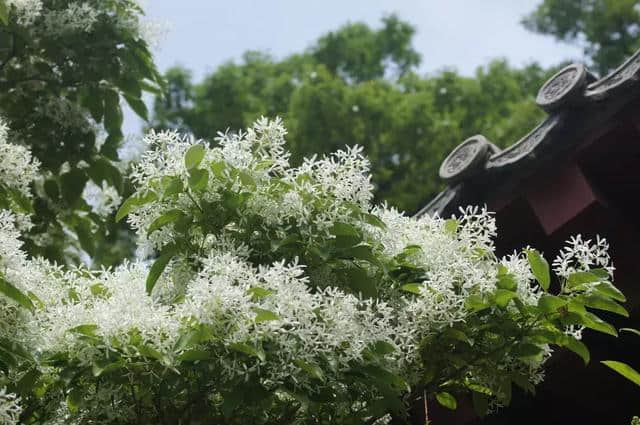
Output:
[151, 17, 554, 213]
[602, 361, 640, 386]
[522, 0, 640, 74]
[0, 0, 164, 266]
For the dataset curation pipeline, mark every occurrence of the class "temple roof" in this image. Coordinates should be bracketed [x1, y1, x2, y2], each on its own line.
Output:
[416, 48, 640, 218]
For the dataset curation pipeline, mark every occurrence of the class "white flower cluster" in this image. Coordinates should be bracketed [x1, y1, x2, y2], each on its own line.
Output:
[0, 117, 618, 421]
[5, 0, 42, 25]
[6, 0, 164, 48]
[129, 117, 374, 254]
[82, 180, 122, 217]
[0, 388, 21, 425]
[553, 234, 613, 279]
[41, 2, 99, 34]
[0, 119, 40, 197]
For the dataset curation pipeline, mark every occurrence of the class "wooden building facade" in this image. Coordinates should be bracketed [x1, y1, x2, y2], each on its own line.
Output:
[418, 49, 640, 424]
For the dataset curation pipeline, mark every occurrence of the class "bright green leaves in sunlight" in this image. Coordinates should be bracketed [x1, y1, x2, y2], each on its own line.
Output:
[116, 191, 158, 222]
[0, 275, 34, 312]
[185, 144, 205, 170]
[526, 249, 550, 291]
[145, 246, 176, 295]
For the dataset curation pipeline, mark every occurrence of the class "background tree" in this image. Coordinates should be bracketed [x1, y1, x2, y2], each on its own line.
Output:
[0, 0, 164, 266]
[522, 0, 640, 74]
[151, 16, 554, 214]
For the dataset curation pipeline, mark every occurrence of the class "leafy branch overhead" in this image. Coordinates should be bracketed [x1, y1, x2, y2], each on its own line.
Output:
[0, 0, 164, 266]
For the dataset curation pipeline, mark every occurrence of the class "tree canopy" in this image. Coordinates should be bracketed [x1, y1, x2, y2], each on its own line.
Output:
[151, 17, 555, 214]
[522, 0, 640, 74]
[0, 0, 164, 266]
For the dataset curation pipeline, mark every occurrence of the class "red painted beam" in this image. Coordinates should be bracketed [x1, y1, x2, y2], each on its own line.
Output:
[525, 164, 600, 236]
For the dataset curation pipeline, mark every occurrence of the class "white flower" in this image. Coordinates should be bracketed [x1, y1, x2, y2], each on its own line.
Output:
[82, 180, 122, 217]
[0, 388, 21, 425]
[6, 0, 42, 25]
[0, 118, 40, 197]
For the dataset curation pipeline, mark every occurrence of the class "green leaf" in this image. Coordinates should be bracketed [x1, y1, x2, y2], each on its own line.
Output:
[538, 294, 568, 313]
[188, 168, 209, 191]
[138, 344, 166, 362]
[163, 177, 184, 198]
[75, 218, 94, 257]
[92, 358, 123, 377]
[370, 340, 396, 355]
[361, 213, 386, 229]
[0, 275, 34, 311]
[330, 222, 360, 237]
[146, 248, 175, 295]
[124, 95, 149, 121]
[44, 179, 60, 201]
[593, 281, 626, 302]
[16, 368, 41, 396]
[178, 349, 210, 362]
[294, 359, 325, 381]
[345, 244, 381, 267]
[210, 161, 227, 178]
[601, 361, 640, 387]
[0, 338, 32, 361]
[252, 307, 280, 323]
[436, 392, 457, 410]
[8, 188, 34, 214]
[88, 158, 123, 193]
[66, 388, 83, 413]
[398, 244, 422, 258]
[184, 144, 205, 170]
[621, 328, 640, 337]
[465, 294, 490, 312]
[512, 343, 544, 360]
[90, 283, 109, 298]
[60, 169, 88, 206]
[147, 209, 184, 235]
[229, 343, 265, 362]
[271, 234, 300, 252]
[333, 234, 362, 249]
[101, 132, 123, 160]
[444, 218, 459, 235]
[239, 171, 256, 187]
[400, 283, 423, 295]
[580, 311, 618, 336]
[221, 387, 244, 418]
[566, 271, 601, 290]
[118, 78, 142, 98]
[526, 249, 550, 291]
[116, 191, 157, 222]
[493, 289, 517, 308]
[68, 324, 98, 337]
[510, 372, 535, 394]
[590, 268, 610, 279]
[564, 335, 590, 365]
[496, 272, 517, 291]
[84, 88, 104, 122]
[344, 267, 377, 298]
[247, 287, 274, 300]
[444, 328, 472, 345]
[0, 1, 8, 25]
[582, 294, 628, 317]
[104, 89, 123, 135]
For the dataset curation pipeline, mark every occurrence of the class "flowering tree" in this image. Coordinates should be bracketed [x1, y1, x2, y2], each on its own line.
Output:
[0, 114, 628, 424]
[0, 0, 164, 266]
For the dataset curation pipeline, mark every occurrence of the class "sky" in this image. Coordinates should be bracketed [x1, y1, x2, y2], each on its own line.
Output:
[125, 0, 584, 133]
